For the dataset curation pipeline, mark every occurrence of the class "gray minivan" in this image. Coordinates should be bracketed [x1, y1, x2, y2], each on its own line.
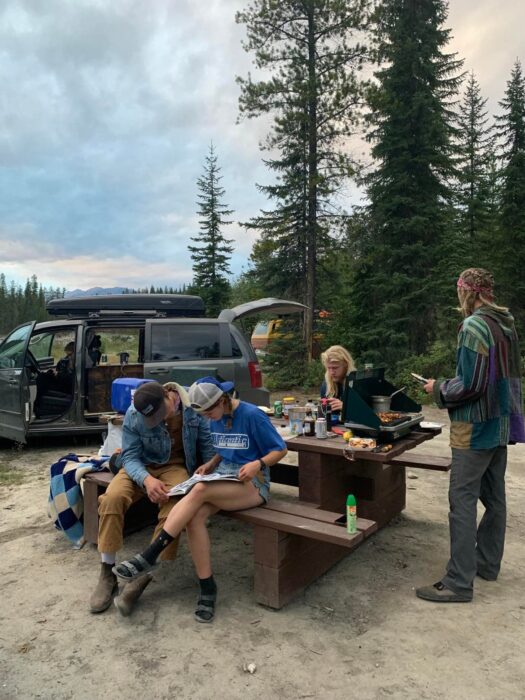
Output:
[0, 295, 305, 443]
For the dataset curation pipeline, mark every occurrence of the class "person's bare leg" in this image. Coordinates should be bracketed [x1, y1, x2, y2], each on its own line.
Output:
[114, 482, 262, 580]
[185, 503, 219, 578]
[186, 503, 220, 622]
[162, 481, 262, 538]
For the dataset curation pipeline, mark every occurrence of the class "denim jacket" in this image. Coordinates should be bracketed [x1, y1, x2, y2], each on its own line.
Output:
[119, 405, 215, 487]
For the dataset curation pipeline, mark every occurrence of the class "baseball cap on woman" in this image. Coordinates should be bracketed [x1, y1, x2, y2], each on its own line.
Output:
[188, 376, 234, 413]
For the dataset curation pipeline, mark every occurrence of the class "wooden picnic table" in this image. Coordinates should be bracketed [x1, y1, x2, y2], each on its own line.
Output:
[83, 422, 447, 610]
[275, 423, 445, 528]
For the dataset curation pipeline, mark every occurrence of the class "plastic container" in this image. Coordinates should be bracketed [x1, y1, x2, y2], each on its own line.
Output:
[288, 406, 307, 435]
[346, 494, 357, 534]
[111, 377, 156, 414]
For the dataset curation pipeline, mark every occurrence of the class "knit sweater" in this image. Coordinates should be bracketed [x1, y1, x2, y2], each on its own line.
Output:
[433, 306, 525, 449]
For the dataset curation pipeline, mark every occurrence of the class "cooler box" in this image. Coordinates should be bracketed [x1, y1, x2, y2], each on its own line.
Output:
[111, 378, 156, 414]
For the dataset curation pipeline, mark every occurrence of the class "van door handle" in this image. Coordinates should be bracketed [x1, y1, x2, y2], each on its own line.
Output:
[148, 369, 169, 375]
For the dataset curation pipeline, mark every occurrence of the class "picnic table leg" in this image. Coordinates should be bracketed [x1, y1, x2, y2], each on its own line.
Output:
[83, 478, 102, 545]
[252, 524, 356, 609]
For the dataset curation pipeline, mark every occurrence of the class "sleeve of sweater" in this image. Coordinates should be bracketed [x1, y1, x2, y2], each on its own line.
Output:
[434, 318, 490, 409]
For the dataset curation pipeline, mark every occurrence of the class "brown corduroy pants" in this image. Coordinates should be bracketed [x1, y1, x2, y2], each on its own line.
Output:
[97, 464, 188, 560]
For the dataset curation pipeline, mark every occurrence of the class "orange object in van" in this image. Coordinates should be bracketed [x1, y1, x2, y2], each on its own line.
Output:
[251, 319, 283, 354]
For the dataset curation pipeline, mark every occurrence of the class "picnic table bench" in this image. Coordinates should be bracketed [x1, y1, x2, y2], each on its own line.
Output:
[82, 471, 377, 609]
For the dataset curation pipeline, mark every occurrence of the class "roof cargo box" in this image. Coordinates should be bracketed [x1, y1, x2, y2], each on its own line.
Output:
[46, 294, 206, 318]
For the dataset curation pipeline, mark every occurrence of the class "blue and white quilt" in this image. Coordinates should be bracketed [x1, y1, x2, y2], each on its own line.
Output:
[48, 453, 108, 546]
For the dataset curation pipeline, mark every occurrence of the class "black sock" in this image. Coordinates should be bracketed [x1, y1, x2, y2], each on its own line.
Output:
[199, 575, 217, 596]
[141, 529, 174, 565]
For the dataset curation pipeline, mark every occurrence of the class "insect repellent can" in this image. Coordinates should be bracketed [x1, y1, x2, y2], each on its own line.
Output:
[346, 494, 357, 534]
[315, 417, 327, 439]
[273, 400, 283, 418]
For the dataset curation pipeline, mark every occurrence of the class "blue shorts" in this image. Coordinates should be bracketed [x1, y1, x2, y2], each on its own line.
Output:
[216, 460, 270, 504]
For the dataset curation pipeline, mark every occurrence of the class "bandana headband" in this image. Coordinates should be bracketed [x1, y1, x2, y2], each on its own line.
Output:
[457, 277, 493, 295]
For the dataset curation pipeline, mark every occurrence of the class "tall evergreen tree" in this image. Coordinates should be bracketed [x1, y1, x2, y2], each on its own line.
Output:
[350, 0, 463, 366]
[454, 72, 496, 266]
[188, 144, 234, 317]
[495, 59, 525, 337]
[236, 0, 370, 358]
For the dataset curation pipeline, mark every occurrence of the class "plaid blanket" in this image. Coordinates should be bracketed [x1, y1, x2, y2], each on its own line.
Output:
[48, 454, 108, 546]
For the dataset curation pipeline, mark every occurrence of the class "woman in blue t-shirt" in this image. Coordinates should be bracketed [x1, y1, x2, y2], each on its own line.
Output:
[113, 376, 287, 622]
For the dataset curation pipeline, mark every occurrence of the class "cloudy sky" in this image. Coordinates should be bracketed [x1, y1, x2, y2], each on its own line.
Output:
[0, 0, 523, 291]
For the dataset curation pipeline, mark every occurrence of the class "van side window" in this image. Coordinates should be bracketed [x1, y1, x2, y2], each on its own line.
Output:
[151, 324, 221, 361]
[0, 324, 32, 368]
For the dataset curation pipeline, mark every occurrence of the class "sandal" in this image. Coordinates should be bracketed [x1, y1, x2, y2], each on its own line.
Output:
[113, 554, 159, 581]
[194, 593, 216, 623]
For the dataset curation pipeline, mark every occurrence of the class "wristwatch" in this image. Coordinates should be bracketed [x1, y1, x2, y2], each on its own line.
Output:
[258, 458, 267, 469]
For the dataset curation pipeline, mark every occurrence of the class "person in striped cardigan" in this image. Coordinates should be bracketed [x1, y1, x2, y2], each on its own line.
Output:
[416, 268, 525, 603]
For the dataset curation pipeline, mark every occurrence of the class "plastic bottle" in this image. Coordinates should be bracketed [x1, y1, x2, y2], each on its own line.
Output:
[305, 398, 316, 416]
[346, 494, 357, 534]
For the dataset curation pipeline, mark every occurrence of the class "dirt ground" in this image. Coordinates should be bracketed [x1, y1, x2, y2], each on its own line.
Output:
[1, 406, 525, 700]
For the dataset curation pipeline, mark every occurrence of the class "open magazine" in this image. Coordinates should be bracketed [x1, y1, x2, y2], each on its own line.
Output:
[166, 471, 242, 497]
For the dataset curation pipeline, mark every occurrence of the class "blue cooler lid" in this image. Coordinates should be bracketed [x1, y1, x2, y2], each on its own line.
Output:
[111, 378, 156, 414]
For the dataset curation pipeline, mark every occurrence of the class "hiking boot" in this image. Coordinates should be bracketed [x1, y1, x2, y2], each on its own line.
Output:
[415, 580, 472, 603]
[89, 563, 118, 613]
[114, 574, 153, 617]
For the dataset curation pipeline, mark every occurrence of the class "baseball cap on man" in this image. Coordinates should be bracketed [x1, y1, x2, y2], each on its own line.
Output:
[188, 376, 234, 413]
[133, 382, 169, 427]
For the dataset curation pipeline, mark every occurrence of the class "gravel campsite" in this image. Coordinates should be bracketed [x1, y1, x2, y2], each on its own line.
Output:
[1, 406, 524, 700]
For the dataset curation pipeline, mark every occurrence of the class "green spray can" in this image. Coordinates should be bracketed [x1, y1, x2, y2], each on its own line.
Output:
[346, 494, 357, 534]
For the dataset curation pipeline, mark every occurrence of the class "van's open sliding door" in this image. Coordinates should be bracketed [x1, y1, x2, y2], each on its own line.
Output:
[0, 322, 36, 442]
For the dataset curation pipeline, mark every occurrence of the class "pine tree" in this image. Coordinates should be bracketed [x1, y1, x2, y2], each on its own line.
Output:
[236, 0, 370, 358]
[455, 72, 496, 265]
[188, 144, 234, 317]
[495, 59, 525, 337]
[351, 0, 463, 366]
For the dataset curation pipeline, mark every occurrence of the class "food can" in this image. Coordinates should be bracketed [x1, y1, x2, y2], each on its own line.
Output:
[315, 417, 327, 439]
[273, 400, 283, 418]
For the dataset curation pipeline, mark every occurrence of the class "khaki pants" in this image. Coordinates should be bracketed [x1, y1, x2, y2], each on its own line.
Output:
[97, 464, 188, 560]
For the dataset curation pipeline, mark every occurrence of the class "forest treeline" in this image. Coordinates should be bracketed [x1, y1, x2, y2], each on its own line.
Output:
[2, 0, 524, 391]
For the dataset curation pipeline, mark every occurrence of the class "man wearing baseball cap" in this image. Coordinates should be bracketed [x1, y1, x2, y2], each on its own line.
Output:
[89, 381, 214, 617]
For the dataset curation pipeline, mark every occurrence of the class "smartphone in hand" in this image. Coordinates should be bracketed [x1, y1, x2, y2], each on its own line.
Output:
[411, 372, 429, 384]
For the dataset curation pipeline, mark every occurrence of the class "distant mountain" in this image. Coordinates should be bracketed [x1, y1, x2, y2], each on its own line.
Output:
[65, 287, 128, 298]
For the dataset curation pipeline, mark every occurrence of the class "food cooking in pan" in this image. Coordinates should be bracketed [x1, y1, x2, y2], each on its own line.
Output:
[377, 411, 404, 423]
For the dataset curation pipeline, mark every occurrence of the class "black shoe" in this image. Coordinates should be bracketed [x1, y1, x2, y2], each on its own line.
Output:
[477, 571, 498, 581]
[416, 581, 472, 603]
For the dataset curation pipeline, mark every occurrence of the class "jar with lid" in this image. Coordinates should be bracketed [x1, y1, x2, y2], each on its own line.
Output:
[282, 396, 296, 422]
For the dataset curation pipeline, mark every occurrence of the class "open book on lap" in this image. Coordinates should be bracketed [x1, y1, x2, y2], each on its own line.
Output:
[166, 471, 242, 497]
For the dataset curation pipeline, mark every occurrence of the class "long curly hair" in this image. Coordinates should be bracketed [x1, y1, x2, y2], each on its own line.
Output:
[457, 268, 508, 318]
[320, 345, 356, 397]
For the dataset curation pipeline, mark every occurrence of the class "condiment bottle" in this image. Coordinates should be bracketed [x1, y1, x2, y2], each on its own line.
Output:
[346, 494, 357, 534]
[305, 399, 316, 417]
[303, 409, 316, 436]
